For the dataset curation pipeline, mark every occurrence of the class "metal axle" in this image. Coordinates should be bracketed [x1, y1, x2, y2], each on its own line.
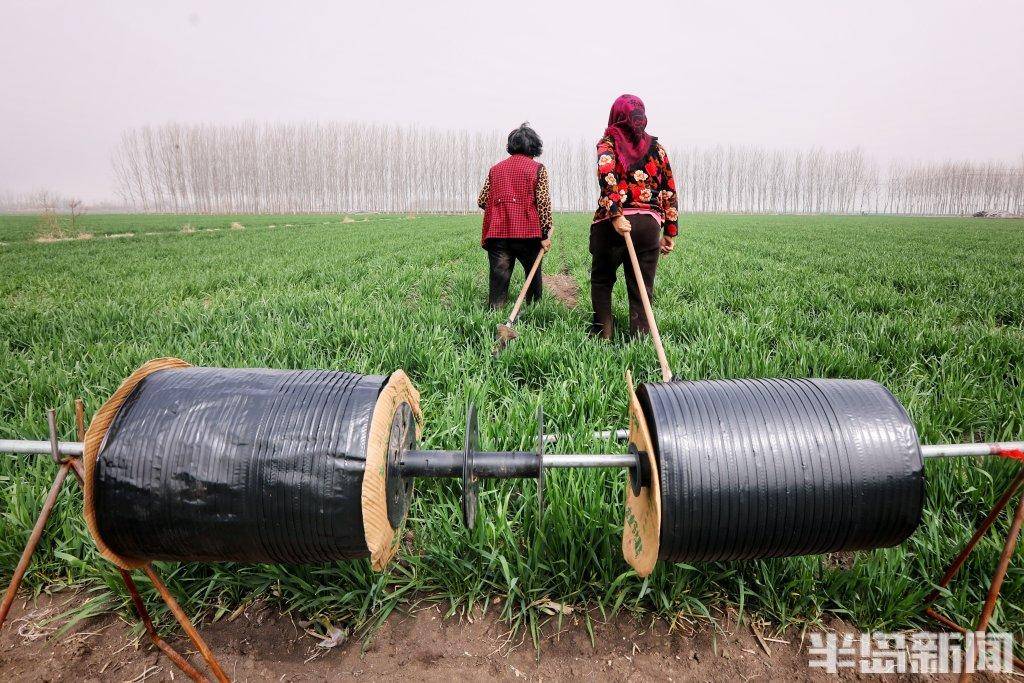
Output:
[4, 439, 1023, 466]
[919, 442, 1024, 459]
[542, 429, 629, 445]
[0, 439, 84, 457]
[401, 450, 637, 478]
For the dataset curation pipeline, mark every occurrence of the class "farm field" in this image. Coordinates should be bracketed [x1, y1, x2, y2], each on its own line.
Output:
[1, 212, 1023, 654]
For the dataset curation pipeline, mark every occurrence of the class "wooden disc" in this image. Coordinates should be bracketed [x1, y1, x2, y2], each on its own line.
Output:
[622, 370, 661, 577]
[362, 370, 422, 571]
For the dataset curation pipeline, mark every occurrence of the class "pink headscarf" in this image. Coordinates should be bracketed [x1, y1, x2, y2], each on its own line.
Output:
[604, 94, 653, 173]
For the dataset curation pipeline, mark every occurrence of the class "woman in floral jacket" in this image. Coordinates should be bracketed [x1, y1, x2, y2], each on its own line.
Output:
[590, 94, 678, 338]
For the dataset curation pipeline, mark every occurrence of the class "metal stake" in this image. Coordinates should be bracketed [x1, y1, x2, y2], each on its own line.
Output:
[922, 469, 1024, 677]
[0, 464, 71, 626]
[958, 492, 1024, 682]
[143, 564, 229, 683]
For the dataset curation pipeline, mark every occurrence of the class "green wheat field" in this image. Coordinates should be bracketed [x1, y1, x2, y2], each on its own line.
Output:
[1, 212, 1022, 647]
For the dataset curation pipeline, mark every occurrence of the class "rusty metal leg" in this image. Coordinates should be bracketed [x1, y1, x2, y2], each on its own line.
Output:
[976, 487, 1024, 630]
[2, 409, 75, 627]
[143, 564, 229, 683]
[925, 469, 1024, 604]
[958, 492, 1024, 682]
[74, 399, 85, 443]
[925, 471, 1024, 675]
[120, 568, 207, 682]
[924, 605, 1023, 668]
[0, 461, 72, 629]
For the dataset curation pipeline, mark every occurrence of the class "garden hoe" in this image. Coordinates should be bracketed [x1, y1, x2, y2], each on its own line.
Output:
[493, 250, 544, 356]
[623, 231, 672, 381]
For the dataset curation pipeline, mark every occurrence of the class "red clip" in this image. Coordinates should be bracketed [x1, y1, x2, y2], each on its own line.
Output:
[995, 448, 1024, 462]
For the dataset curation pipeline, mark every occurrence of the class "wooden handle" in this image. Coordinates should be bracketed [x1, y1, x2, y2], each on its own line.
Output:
[506, 250, 544, 326]
[623, 232, 672, 382]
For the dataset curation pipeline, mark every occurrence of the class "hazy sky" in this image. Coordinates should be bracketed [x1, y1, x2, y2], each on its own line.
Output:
[2, 0, 1022, 201]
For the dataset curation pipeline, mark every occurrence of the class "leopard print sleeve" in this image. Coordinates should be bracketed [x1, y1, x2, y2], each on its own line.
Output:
[535, 165, 552, 238]
[477, 176, 490, 210]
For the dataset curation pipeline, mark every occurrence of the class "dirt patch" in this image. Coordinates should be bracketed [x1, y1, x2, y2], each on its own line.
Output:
[34, 233, 95, 244]
[824, 551, 856, 570]
[545, 274, 579, 308]
[0, 591, 968, 682]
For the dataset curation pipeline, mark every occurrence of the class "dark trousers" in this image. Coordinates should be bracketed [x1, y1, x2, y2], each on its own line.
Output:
[589, 214, 661, 338]
[485, 238, 543, 309]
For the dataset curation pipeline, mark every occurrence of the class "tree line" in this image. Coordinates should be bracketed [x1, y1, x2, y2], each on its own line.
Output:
[107, 121, 1024, 216]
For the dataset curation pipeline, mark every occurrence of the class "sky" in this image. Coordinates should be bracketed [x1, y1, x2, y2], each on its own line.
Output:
[1, 0, 1022, 202]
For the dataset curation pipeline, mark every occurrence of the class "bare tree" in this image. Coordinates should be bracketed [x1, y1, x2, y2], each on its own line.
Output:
[67, 198, 84, 232]
[108, 121, 1023, 216]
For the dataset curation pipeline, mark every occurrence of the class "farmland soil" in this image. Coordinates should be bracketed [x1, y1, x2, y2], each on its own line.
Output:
[545, 274, 579, 308]
[1, 591, 1006, 681]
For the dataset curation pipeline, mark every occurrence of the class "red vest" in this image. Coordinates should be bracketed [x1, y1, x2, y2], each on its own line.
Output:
[482, 155, 542, 240]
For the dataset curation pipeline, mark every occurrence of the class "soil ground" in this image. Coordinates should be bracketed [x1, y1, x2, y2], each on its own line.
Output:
[545, 273, 579, 308]
[0, 592, 1010, 682]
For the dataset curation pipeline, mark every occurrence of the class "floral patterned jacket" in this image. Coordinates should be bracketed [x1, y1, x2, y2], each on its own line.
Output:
[593, 136, 679, 237]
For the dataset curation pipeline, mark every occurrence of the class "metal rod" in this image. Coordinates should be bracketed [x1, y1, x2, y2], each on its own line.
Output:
[401, 450, 637, 479]
[142, 564, 230, 683]
[975, 491, 1024, 629]
[46, 410, 62, 464]
[921, 441, 1024, 458]
[1, 411, 75, 628]
[121, 567, 207, 682]
[4, 438, 1023, 465]
[75, 399, 85, 442]
[924, 469, 1024, 604]
[925, 607, 1024, 670]
[401, 451, 528, 478]
[0, 461, 72, 628]
[542, 429, 629, 445]
[958, 492, 1024, 682]
[544, 453, 636, 468]
[0, 439, 84, 457]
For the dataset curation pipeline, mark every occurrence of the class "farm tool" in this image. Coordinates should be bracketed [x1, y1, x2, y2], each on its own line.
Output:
[493, 250, 544, 356]
[2, 358, 1023, 680]
[622, 230, 672, 381]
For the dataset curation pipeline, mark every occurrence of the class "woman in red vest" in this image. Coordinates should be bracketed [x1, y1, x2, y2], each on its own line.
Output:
[590, 95, 678, 338]
[477, 123, 553, 309]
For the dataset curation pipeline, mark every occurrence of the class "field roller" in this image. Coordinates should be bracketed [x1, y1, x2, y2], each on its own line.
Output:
[3, 358, 1021, 576]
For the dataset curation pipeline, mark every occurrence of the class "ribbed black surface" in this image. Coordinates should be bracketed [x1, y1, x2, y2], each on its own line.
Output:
[637, 378, 924, 563]
[95, 367, 387, 564]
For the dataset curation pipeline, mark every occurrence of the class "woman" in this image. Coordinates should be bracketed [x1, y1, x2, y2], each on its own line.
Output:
[478, 123, 553, 309]
[590, 95, 678, 338]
